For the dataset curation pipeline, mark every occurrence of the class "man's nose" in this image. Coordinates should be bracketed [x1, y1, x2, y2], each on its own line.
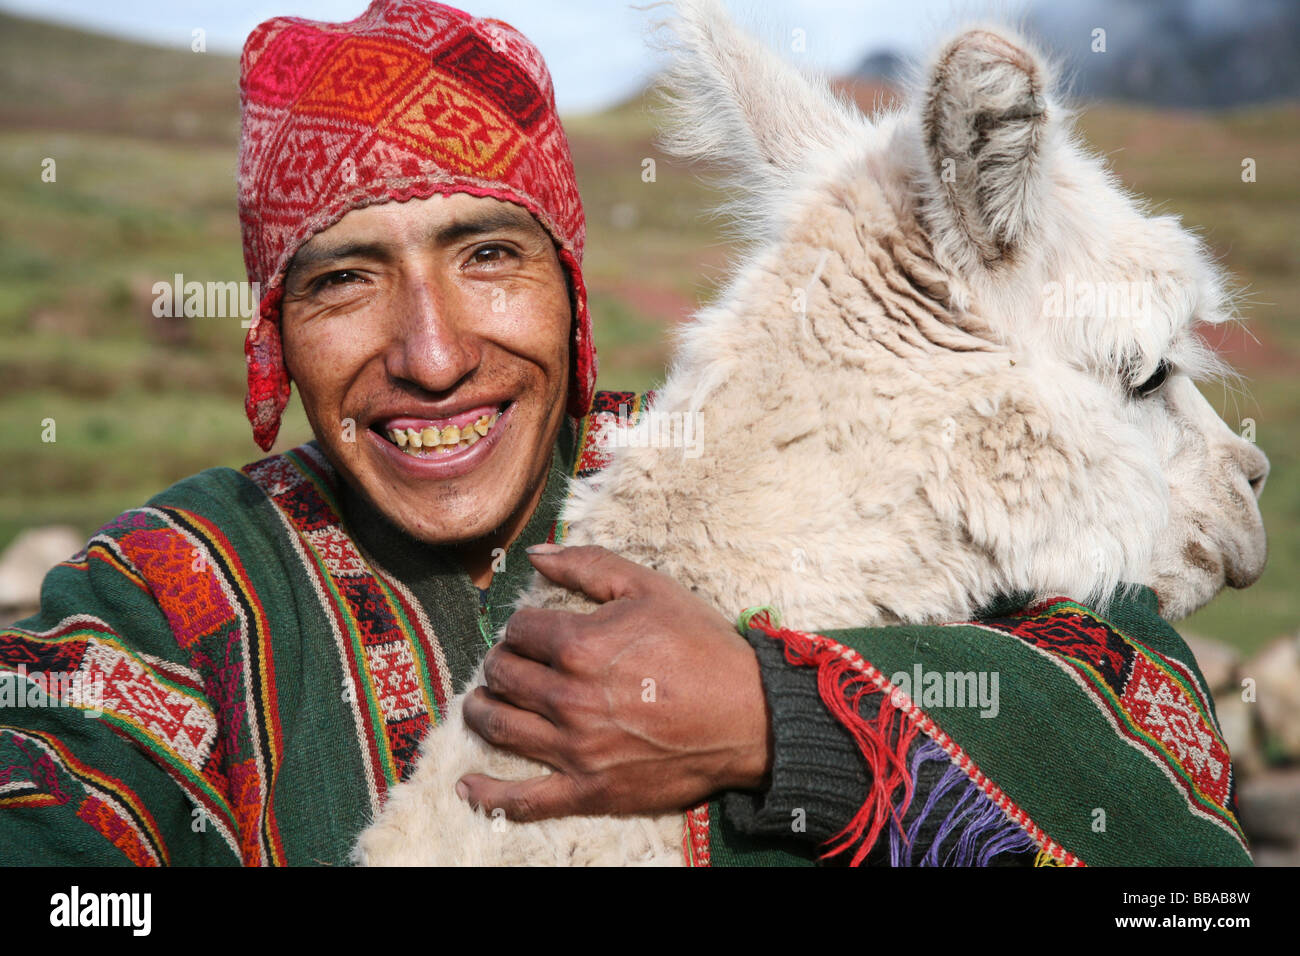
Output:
[385, 278, 482, 393]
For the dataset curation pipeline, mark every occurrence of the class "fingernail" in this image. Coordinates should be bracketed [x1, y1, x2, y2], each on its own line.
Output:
[455, 780, 468, 800]
[526, 543, 563, 555]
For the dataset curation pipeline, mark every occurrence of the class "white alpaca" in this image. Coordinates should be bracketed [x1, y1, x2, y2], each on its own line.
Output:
[353, 0, 1268, 866]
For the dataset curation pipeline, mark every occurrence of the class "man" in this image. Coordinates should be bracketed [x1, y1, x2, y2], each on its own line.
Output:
[0, 0, 1249, 866]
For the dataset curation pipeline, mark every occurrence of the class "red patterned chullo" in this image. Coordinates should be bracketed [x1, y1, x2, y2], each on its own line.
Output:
[237, 0, 597, 451]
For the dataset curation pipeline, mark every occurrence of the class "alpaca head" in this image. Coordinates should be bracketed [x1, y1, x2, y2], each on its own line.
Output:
[658, 1, 1268, 621]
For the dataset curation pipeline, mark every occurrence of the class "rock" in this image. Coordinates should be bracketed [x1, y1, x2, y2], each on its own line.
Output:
[1237, 768, 1300, 844]
[0, 525, 85, 608]
[1245, 634, 1300, 760]
[1182, 632, 1239, 692]
[1251, 843, 1300, 867]
[1214, 692, 1263, 779]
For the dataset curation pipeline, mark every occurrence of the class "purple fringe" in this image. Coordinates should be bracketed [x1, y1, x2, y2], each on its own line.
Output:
[888, 739, 1038, 866]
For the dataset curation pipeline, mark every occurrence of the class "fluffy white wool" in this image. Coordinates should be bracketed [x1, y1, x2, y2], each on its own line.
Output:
[353, 0, 1268, 866]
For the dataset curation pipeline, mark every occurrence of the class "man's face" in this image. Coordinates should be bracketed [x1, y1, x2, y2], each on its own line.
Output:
[280, 193, 572, 546]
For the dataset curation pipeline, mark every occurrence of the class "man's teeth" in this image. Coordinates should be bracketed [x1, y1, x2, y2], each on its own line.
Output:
[387, 411, 501, 456]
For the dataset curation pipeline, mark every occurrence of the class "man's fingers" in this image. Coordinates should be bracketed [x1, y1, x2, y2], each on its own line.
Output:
[525, 544, 662, 604]
[462, 686, 564, 763]
[499, 606, 578, 666]
[456, 771, 583, 823]
[482, 644, 582, 721]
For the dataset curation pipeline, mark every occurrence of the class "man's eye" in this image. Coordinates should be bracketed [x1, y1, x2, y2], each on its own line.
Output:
[311, 270, 364, 292]
[469, 245, 512, 266]
[1132, 360, 1171, 398]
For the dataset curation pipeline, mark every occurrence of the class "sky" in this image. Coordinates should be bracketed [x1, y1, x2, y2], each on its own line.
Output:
[0, 0, 1031, 114]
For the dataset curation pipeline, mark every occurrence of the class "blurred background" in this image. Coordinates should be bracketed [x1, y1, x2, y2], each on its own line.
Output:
[0, 0, 1296, 857]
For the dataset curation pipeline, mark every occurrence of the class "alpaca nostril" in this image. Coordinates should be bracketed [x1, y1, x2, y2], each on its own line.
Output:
[1241, 446, 1269, 500]
[1245, 455, 1269, 499]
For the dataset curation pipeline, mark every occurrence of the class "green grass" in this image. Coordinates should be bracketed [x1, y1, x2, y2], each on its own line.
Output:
[1181, 379, 1300, 655]
[0, 387, 312, 548]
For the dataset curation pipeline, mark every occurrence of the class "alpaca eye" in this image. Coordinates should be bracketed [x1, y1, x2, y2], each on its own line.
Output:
[1132, 360, 1170, 398]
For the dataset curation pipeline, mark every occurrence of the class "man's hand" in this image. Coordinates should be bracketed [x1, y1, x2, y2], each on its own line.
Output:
[456, 544, 773, 822]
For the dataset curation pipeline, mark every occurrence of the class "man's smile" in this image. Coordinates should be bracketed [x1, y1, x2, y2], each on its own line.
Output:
[373, 401, 509, 456]
[364, 399, 519, 480]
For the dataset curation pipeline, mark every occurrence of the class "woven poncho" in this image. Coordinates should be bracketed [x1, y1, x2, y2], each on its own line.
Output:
[0, 392, 1251, 866]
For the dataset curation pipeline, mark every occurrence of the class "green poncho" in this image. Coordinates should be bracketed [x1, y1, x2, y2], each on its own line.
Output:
[0, 391, 1250, 865]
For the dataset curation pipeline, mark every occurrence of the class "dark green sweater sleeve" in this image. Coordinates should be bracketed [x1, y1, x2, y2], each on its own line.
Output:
[722, 629, 868, 846]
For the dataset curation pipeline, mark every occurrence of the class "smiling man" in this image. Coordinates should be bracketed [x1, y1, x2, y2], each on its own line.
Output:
[280, 193, 572, 588]
[0, 0, 1253, 868]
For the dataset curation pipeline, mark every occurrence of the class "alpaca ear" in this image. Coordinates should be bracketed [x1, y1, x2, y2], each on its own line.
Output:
[922, 28, 1052, 267]
[656, 0, 859, 198]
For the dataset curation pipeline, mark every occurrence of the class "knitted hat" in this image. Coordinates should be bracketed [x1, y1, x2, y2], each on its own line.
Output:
[238, 0, 597, 451]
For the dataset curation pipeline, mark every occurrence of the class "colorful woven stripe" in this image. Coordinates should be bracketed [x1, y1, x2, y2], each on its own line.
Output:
[242, 445, 448, 795]
[968, 597, 1246, 849]
[1, 728, 167, 866]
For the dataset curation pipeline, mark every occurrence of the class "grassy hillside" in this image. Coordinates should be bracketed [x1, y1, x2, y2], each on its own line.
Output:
[0, 12, 1295, 651]
[0, 12, 239, 143]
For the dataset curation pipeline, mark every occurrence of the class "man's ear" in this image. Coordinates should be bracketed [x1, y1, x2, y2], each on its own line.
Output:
[921, 27, 1053, 270]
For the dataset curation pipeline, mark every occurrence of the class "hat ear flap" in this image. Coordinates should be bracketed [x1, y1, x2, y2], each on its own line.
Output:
[556, 245, 597, 419]
[245, 287, 292, 452]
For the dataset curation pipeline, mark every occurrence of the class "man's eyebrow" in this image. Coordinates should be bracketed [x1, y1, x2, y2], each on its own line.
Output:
[287, 241, 391, 278]
[287, 208, 545, 279]
[429, 208, 543, 246]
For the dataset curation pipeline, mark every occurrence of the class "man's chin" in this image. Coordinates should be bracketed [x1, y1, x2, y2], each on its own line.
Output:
[365, 489, 514, 548]
[399, 515, 507, 549]
[320, 391, 561, 552]
[322, 445, 508, 545]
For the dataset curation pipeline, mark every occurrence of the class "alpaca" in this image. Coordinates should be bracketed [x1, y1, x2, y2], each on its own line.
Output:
[352, 0, 1269, 866]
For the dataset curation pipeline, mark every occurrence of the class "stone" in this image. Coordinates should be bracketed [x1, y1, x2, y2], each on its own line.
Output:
[0, 605, 38, 630]
[1214, 692, 1263, 779]
[1237, 768, 1300, 844]
[1245, 634, 1300, 760]
[1182, 631, 1239, 692]
[0, 525, 85, 609]
[1250, 843, 1300, 867]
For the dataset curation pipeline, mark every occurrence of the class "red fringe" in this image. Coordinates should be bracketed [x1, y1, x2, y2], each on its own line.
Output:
[748, 611, 919, 866]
